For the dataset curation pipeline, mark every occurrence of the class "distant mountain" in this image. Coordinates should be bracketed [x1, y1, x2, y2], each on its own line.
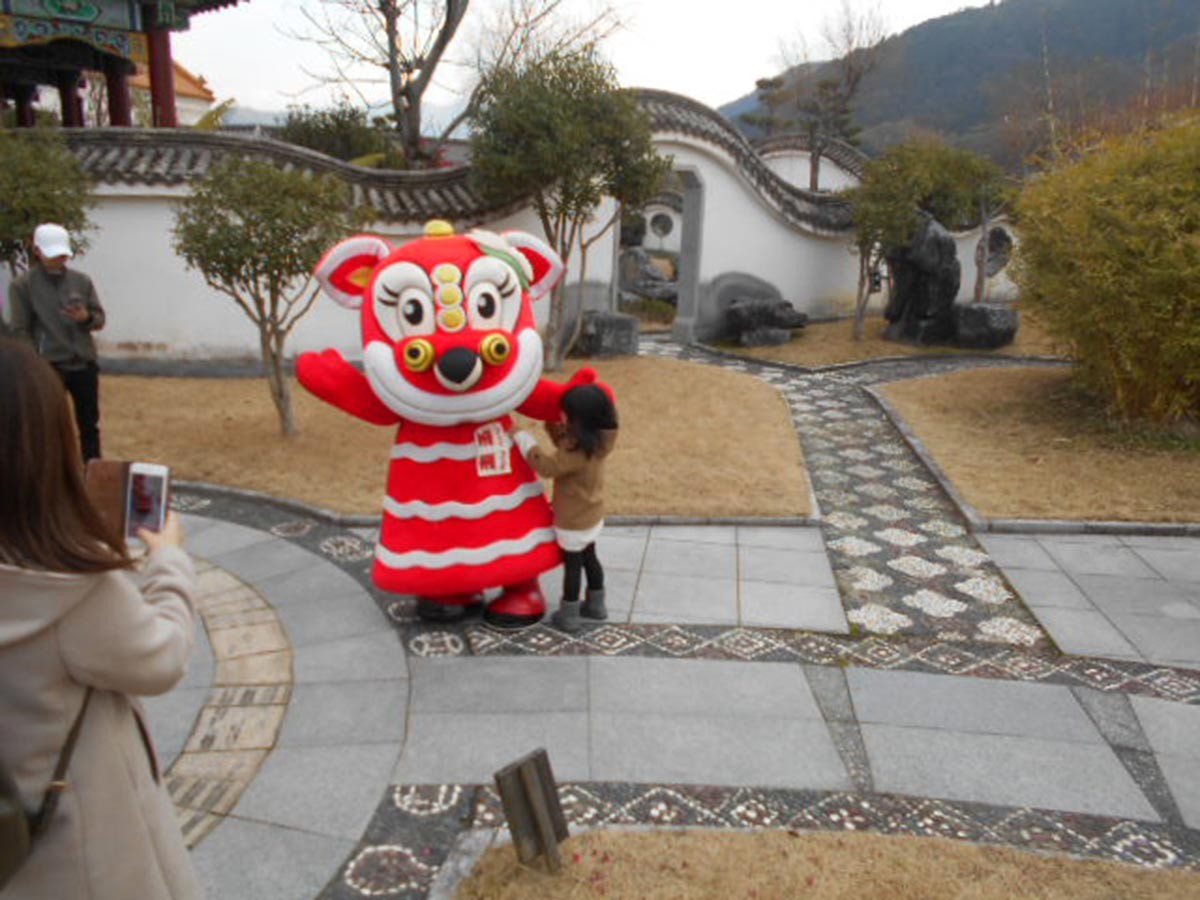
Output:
[720, 0, 1197, 166]
[223, 106, 285, 127]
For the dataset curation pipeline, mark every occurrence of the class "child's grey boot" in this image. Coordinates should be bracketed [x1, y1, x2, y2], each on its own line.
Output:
[551, 599, 583, 633]
[581, 588, 607, 620]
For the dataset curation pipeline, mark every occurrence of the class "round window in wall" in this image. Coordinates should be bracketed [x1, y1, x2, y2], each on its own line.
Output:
[649, 212, 674, 238]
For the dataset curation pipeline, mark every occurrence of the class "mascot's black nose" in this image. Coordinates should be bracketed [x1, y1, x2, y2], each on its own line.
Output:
[437, 347, 480, 384]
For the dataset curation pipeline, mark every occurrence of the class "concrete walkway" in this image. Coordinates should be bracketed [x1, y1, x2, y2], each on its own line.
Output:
[143, 505, 1200, 900]
[133, 340, 1200, 898]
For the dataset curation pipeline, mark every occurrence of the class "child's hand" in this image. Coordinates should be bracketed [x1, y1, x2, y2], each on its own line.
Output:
[510, 429, 538, 456]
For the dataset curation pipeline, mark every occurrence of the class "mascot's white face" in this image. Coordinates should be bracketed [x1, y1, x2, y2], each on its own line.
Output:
[313, 222, 564, 426]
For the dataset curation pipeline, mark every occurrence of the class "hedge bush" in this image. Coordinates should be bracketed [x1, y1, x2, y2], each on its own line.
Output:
[1013, 118, 1199, 425]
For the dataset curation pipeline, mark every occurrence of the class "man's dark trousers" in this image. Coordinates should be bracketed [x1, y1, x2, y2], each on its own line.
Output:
[56, 363, 101, 461]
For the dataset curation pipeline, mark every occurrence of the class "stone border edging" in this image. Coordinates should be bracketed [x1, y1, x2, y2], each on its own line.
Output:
[862, 387, 1200, 538]
[167, 559, 293, 848]
[174, 480, 821, 530]
[689, 340, 1070, 376]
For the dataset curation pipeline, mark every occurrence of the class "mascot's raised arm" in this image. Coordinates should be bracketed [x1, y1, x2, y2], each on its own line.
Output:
[297, 219, 600, 628]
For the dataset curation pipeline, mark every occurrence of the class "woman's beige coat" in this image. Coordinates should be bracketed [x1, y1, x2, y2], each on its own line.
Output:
[0, 546, 200, 899]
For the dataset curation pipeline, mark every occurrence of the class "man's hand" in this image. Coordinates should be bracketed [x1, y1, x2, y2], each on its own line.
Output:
[61, 303, 89, 324]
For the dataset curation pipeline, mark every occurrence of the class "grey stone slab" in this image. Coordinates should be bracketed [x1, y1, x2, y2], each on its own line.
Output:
[1131, 697, 1200, 759]
[643, 539, 737, 580]
[1157, 755, 1200, 830]
[537, 565, 637, 616]
[1075, 574, 1200, 619]
[738, 547, 836, 588]
[1121, 536, 1200, 552]
[142, 686, 209, 767]
[977, 535, 1060, 571]
[631, 609, 733, 626]
[393, 712, 589, 783]
[428, 830, 499, 900]
[604, 525, 651, 540]
[1003, 569, 1093, 611]
[649, 525, 737, 545]
[350, 526, 380, 543]
[1133, 548, 1200, 583]
[278, 680, 408, 748]
[187, 521, 274, 559]
[1039, 541, 1160, 579]
[862, 724, 1159, 821]
[590, 713, 851, 789]
[179, 513, 221, 539]
[209, 538, 331, 588]
[633, 572, 737, 621]
[192, 816, 354, 900]
[293, 630, 408, 684]
[740, 582, 848, 633]
[803, 665, 855, 723]
[737, 526, 826, 553]
[1029, 607, 1143, 660]
[273, 587, 392, 648]
[256, 561, 372, 608]
[1070, 688, 1152, 752]
[589, 657, 821, 718]
[411, 657, 587, 713]
[847, 668, 1102, 742]
[1110, 616, 1200, 668]
[233, 743, 398, 840]
[595, 534, 649, 572]
[177, 623, 215, 690]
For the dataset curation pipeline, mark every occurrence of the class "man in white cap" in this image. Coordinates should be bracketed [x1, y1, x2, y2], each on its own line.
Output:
[9, 223, 107, 461]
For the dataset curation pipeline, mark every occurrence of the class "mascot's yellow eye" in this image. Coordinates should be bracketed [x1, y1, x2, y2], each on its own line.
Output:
[480, 333, 511, 366]
[403, 339, 435, 372]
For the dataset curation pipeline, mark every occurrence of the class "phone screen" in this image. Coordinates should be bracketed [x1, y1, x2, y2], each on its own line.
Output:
[125, 471, 167, 540]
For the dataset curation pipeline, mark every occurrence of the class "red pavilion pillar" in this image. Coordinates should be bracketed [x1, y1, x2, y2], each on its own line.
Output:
[143, 5, 177, 127]
[105, 59, 133, 126]
[56, 71, 85, 126]
[11, 85, 36, 127]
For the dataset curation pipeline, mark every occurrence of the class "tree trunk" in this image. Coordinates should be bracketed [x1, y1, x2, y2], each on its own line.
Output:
[851, 250, 870, 341]
[261, 330, 296, 436]
[809, 147, 823, 192]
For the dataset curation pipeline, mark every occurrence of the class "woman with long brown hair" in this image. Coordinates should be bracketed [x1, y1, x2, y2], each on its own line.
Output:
[0, 337, 200, 898]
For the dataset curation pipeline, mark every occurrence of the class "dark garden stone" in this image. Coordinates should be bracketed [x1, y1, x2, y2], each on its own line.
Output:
[725, 298, 809, 346]
[955, 303, 1020, 349]
[571, 310, 640, 358]
[884, 216, 961, 345]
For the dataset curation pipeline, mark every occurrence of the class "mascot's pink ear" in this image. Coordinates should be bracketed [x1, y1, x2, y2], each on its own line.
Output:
[314, 235, 392, 309]
[504, 232, 565, 301]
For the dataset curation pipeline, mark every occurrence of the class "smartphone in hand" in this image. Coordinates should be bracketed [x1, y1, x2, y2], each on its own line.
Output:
[125, 462, 170, 541]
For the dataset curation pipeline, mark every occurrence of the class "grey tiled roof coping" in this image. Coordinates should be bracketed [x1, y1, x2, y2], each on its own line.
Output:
[753, 131, 870, 179]
[634, 89, 854, 233]
[63, 88, 856, 233]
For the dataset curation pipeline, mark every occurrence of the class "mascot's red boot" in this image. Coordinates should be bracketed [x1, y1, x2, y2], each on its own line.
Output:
[297, 220, 595, 629]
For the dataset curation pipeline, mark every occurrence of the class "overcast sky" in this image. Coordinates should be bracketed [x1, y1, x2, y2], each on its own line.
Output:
[175, 0, 997, 114]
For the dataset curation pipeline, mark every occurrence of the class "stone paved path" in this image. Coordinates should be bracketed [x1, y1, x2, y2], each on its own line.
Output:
[141, 339, 1200, 898]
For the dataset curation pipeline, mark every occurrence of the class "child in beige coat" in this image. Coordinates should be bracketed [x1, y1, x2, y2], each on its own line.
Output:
[512, 383, 618, 632]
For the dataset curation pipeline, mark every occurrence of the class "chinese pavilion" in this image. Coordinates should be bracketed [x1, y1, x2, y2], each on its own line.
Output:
[0, 0, 241, 127]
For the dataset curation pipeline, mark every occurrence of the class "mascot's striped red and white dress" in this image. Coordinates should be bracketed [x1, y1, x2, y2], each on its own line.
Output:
[297, 221, 601, 627]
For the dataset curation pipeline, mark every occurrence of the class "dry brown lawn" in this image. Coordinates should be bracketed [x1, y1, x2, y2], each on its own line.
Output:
[101, 356, 810, 518]
[881, 367, 1200, 522]
[457, 829, 1200, 899]
[736, 308, 1063, 369]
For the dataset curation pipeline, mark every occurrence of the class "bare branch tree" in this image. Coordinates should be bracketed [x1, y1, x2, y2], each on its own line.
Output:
[431, 0, 623, 152]
[287, 0, 469, 165]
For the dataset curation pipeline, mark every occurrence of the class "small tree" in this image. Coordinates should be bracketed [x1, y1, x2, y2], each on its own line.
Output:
[0, 129, 93, 278]
[469, 50, 671, 367]
[845, 138, 1010, 338]
[277, 101, 391, 162]
[173, 158, 362, 435]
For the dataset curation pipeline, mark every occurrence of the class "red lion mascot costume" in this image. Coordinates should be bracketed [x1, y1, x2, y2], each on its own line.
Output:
[297, 219, 595, 628]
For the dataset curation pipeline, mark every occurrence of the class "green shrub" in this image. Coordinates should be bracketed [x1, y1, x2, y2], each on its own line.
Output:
[1013, 118, 1200, 425]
